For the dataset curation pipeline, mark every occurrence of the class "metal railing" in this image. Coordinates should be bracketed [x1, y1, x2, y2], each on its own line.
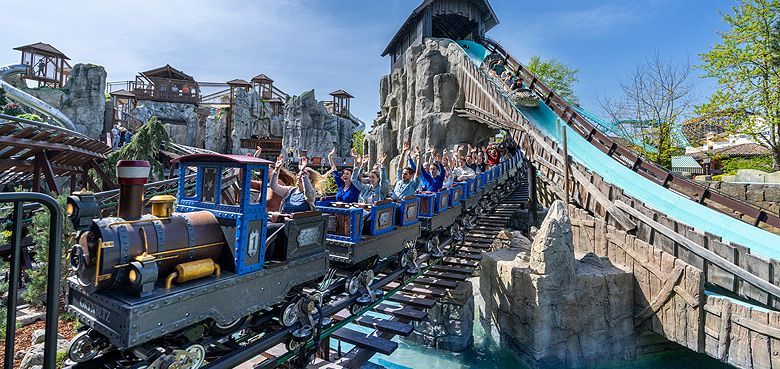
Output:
[1, 192, 62, 369]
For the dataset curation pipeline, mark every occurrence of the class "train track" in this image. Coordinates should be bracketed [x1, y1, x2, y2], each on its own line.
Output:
[217, 175, 530, 369]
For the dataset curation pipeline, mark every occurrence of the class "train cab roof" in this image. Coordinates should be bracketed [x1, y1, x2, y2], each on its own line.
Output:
[172, 153, 273, 165]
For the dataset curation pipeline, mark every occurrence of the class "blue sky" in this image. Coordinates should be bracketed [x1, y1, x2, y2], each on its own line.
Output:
[0, 0, 731, 125]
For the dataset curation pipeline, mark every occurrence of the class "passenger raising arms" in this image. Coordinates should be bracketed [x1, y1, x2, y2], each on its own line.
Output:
[408, 144, 445, 192]
[391, 143, 421, 200]
[352, 152, 388, 204]
[269, 155, 320, 213]
[327, 147, 359, 203]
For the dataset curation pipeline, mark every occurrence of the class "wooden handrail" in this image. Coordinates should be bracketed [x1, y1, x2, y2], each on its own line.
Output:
[476, 36, 780, 232]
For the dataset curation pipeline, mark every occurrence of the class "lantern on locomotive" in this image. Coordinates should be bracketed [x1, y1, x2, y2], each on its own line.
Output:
[64, 155, 329, 365]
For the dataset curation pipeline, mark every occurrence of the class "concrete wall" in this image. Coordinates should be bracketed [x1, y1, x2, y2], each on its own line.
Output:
[707, 181, 780, 217]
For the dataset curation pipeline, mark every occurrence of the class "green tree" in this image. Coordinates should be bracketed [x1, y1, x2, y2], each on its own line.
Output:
[526, 55, 579, 103]
[103, 116, 171, 182]
[352, 129, 366, 156]
[699, 0, 780, 170]
[21, 193, 75, 307]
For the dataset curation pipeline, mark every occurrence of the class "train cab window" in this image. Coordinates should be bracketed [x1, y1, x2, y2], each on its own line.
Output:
[222, 167, 241, 205]
[184, 166, 198, 198]
[201, 167, 217, 204]
[249, 169, 265, 204]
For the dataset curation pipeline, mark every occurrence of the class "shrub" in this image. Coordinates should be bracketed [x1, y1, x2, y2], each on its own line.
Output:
[21, 193, 75, 308]
[715, 155, 774, 175]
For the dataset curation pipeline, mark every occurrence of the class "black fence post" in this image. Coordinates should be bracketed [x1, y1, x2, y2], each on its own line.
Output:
[0, 192, 63, 369]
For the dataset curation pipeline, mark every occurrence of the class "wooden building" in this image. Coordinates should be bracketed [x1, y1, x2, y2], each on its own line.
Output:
[329, 89, 354, 117]
[132, 64, 200, 104]
[108, 89, 136, 129]
[13, 42, 71, 88]
[381, 0, 499, 70]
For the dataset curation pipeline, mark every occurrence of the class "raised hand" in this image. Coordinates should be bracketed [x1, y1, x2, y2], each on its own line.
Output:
[298, 156, 309, 171]
[329, 147, 337, 158]
[402, 142, 410, 153]
[414, 145, 421, 156]
[254, 146, 262, 158]
[378, 153, 387, 164]
[428, 144, 435, 154]
[350, 148, 358, 158]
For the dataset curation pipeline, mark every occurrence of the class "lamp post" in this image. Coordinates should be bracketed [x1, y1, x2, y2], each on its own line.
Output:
[703, 157, 711, 176]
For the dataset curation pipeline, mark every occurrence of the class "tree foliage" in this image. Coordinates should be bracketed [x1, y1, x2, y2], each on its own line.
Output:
[21, 193, 75, 308]
[600, 54, 694, 167]
[526, 55, 579, 103]
[352, 129, 366, 156]
[698, 0, 780, 170]
[103, 116, 171, 182]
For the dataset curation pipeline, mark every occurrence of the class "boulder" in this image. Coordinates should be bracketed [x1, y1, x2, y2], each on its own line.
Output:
[23, 63, 107, 139]
[478, 200, 635, 369]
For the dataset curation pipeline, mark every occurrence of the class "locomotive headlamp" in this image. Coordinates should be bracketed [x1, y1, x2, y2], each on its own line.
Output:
[67, 191, 98, 231]
[129, 260, 158, 297]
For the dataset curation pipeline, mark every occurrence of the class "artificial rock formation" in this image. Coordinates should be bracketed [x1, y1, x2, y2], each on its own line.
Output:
[229, 88, 284, 154]
[366, 38, 496, 168]
[23, 63, 107, 139]
[282, 89, 363, 158]
[479, 200, 635, 369]
[130, 100, 203, 148]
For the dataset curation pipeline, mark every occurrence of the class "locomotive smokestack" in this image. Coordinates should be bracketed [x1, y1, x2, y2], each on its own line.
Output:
[116, 160, 151, 220]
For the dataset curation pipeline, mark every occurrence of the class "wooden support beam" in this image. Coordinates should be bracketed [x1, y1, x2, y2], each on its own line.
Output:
[615, 200, 780, 298]
[35, 152, 59, 195]
[88, 160, 117, 190]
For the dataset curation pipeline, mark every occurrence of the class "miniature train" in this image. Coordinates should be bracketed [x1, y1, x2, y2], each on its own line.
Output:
[62, 152, 524, 369]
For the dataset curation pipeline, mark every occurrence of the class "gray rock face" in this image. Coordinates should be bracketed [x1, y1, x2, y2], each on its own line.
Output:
[366, 38, 496, 170]
[131, 100, 200, 147]
[282, 90, 361, 159]
[230, 88, 284, 154]
[478, 200, 635, 369]
[23, 63, 107, 139]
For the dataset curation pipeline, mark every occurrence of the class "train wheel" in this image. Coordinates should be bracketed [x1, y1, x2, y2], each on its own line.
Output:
[210, 316, 247, 335]
[349, 303, 363, 315]
[426, 235, 442, 258]
[451, 223, 464, 242]
[280, 300, 300, 327]
[67, 330, 103, 363]
[286, 338, 302, 352]
[181, 344, 206, 369]
[345, 274, 360, 295]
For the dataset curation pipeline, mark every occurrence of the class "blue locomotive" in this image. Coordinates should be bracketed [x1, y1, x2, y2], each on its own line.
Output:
[64, 155, 330, 368]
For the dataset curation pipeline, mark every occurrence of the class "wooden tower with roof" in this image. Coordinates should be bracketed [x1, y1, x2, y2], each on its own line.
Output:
[132, 64, 200, 104]
[13, 42, 71, 88]
[329, 89, 354, 117]
[382, 0, 499, 70]
[108, 89, 137, 129]
[252, 74, 274, 100]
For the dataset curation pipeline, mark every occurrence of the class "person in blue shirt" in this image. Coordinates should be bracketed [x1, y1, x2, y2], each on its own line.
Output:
[327, 148, 359, 203]
[407, 145, 445, 192]
[391, 143, 421, 200]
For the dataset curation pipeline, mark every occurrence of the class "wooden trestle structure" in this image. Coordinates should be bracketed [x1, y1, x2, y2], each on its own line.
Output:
[0, 114, 114, 194]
